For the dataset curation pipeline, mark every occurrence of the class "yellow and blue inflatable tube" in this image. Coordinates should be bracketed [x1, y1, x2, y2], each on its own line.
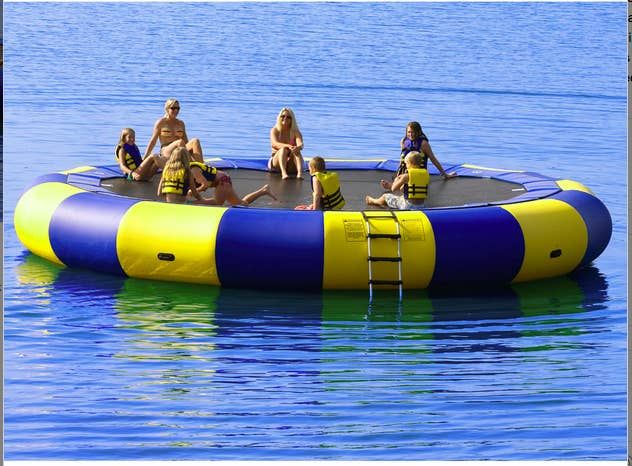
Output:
[14, 159, 612, 290]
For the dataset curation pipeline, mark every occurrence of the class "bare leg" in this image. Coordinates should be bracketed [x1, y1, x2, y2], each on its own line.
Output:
[365, 195, 388, 207]
[159, 139, 185, 161]
[241, 184, 277, 205]
[132, 155, 159, 181]
[194, 197, 220, 205]
[292, 151, 304, 179]
[186, 138, 204, 163]
[271, 147, 293, 179]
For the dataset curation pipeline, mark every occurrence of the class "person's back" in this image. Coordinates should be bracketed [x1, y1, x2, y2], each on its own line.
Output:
[295, 156, 345, 210]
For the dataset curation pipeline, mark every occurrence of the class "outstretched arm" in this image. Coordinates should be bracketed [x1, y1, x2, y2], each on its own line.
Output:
[423, 140, 456, 180]
[188, 173, 203, 201]
[144, 119, 162, 158]
[157, 177, 164, 197]
[380, 174, 408, 193]
[311, 177, 323, 210]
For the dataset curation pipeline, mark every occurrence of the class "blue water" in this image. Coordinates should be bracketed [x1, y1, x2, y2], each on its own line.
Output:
[3, 2, 627, 461]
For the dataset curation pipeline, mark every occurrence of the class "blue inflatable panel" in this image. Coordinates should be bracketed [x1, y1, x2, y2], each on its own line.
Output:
[491, 190, 559, 205]
[379, 159, 401, 172]
[426, 206, 524, 287]
[523, 180, 561, 192]
[67, 167, 121, 187]
[24, 173, 68, 192]
[550, 190, 613, 267]
[66, 182, 122, 194]
[224, 158, 269, 171]
[49, 193, 140, 276]
[495, 171, 555, 184]
[216, 208, 324, 290]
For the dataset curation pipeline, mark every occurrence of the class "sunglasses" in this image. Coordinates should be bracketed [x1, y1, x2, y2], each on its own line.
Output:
[170, 106, 180, 110]
[281, 115, 291, 120]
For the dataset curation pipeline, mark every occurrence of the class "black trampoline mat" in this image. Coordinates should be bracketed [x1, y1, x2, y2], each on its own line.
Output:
[100, 169, 525, 210]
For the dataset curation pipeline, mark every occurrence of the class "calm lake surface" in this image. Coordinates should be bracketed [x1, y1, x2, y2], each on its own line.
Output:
[3, 2, 627, 461]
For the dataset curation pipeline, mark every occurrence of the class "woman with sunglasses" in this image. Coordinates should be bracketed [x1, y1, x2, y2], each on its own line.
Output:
[269, 107, 304, 179]
[144, 98, 205, 167]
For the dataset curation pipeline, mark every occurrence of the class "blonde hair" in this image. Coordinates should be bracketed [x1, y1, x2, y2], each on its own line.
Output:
[163, 146, 191, 181]
[118, 127, 135, 146]
[405, 151, 424, 168]
[274, 107, 299, 133]
[164, 98, 180, 117]
[310, 156, 326, 173]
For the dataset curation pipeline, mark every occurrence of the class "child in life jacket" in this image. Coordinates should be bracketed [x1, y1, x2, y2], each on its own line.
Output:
[295, 156, 345, 210]
[395, 121, 456, 180]
[157, 146, 205, 204]
[188, 161, 277, 206]
[115, 128, 160, 181]
[158, 148, 277, 206]
[366, 151, 430, 210]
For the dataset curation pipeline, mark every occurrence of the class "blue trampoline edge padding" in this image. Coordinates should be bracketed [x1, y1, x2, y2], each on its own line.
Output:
[216, 208, 324, 290]
[49, 193, 141, 276]
[550, 190, 613, 267]
[23, 173, 68, 192]
[426, 206, 524, 287]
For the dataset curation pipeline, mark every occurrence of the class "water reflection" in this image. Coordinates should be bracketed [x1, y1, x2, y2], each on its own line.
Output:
[14, 253, 609, 353]
[9, 254, 617, 459]
[14, 253, 609, 319]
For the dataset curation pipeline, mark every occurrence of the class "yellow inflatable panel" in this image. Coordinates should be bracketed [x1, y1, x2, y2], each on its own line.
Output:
[14, 182, 85, 266]
[117, 202, 228, 285]
[502, 199, 588, 283]
[556, 179, 593, 195]
[322, 211, 435, 289]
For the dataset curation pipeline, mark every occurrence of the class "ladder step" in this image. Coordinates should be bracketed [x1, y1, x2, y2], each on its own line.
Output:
[369, 279, 403, 286]
[362, 214, 397, 219]
[368, 256, 402, 262]
[362, 211, 399, 220]
[367, 233, 401, 239]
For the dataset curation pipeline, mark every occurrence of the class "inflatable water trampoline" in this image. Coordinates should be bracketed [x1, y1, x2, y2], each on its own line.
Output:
[14, 157, 612, 292]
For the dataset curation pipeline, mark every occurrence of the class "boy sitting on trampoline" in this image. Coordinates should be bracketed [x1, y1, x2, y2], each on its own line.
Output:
[295, 156, 345, 210]
[365, 151, 428, 210]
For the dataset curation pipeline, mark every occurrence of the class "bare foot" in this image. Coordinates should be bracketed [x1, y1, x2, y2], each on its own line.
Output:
[262, 184, 278, 200]
[296, 174, 304, 180]
[365, 195, 372, 205]
[282, 175, 290, 180]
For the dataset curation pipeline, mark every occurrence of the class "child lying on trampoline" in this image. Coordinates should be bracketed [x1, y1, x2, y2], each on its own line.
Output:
[158, 147, 277, 205]
[365, 151, 429, 210]
[189, 159, 277, 206]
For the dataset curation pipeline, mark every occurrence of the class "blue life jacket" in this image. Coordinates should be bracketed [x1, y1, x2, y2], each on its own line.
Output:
[116, 143, 143, 171]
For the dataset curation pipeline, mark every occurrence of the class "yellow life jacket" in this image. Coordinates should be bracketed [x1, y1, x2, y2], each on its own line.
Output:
[161, 168, 189, 195]
[314, 171, 345, 210]
[404, 168, 429, 200]
[190, 162, 217, 182]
